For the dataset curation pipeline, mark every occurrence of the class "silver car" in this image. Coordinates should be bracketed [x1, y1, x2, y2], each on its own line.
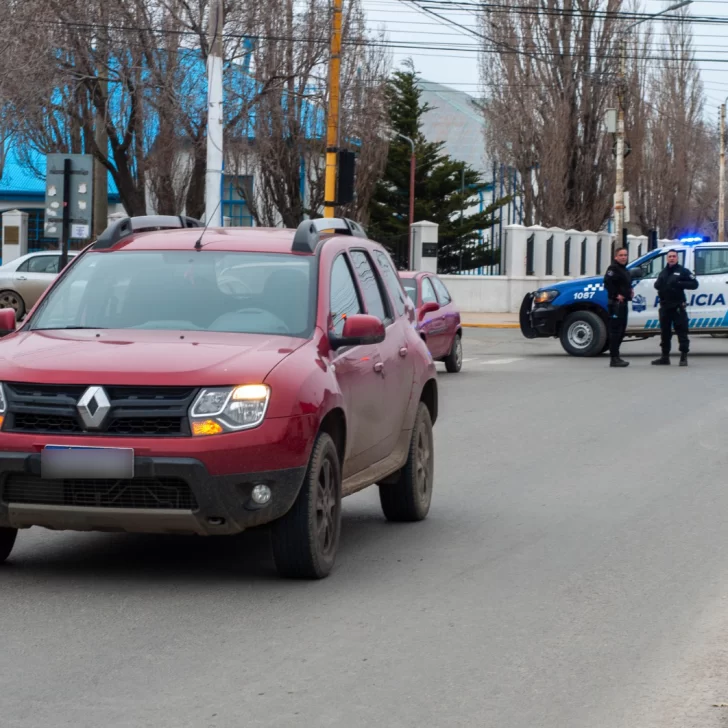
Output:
[0, 251, 77, 319]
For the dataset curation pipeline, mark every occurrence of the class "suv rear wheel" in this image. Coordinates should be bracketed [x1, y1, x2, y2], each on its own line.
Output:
[560, 311, 607, 357]
[379, 402, 434, 522]
[0, 527, 18, 564]
[271, 432, 342, 579]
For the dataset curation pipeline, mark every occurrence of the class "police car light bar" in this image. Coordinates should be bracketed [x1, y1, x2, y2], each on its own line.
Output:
[678, 235, 710, 244]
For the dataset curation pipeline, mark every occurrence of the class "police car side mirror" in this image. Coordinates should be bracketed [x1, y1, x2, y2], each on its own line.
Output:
[631, 265, 648, 280]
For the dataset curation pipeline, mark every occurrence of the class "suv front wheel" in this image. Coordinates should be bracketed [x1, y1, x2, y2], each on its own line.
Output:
[0, 527, 18, 564]
[271, 432, 342, 579]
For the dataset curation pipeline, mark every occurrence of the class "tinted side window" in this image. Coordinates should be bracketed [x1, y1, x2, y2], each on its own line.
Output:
[432, 276, 451, 304]
[330, 254, 362, 335]
[374, 250, 406, 316]
[694, 248, 728, 276]
[643, 251, 686, 279]
[25, 256, 59, 274]
[421, 277, 438, 303]
[16, 259, 30, 273]
[350, 250, 388, 322]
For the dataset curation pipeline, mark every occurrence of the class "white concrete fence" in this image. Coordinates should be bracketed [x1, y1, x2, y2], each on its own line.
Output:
[413, 223, 677, 313]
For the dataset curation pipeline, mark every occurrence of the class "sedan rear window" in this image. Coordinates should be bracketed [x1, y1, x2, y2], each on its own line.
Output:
[401, 278, 417, 305]
[29, 250, 316, 338]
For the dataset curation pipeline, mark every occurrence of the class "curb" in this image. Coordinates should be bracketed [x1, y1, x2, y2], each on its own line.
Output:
[462, 323, 520, 329]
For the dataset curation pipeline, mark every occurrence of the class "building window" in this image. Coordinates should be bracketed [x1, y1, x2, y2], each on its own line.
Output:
[222, 175, 254, 227]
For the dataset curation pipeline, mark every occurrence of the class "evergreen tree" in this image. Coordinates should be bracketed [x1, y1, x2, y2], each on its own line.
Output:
[368, 63, 509, 273]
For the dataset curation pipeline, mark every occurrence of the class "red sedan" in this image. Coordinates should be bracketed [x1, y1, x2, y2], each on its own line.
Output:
[400, 271, 462, 373]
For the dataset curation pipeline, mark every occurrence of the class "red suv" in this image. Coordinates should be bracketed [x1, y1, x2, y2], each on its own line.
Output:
[0, 216, 438, 579]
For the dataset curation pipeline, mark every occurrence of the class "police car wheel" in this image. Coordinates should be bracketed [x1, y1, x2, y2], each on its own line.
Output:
[560, 311, 607, 357]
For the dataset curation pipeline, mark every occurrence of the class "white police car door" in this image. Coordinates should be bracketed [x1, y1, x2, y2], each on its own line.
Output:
[690, 246, 728, 331]
[627, 249, 686, 332]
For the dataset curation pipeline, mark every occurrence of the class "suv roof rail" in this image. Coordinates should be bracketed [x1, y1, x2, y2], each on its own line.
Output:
[292, 217, 367, 253]
[93, 215, 204, 250]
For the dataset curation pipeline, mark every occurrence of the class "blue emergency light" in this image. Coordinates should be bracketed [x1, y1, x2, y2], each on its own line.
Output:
[678, 234, 710, 244]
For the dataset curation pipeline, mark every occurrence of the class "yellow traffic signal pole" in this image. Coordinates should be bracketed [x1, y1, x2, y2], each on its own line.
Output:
[323, 0, 343, 218]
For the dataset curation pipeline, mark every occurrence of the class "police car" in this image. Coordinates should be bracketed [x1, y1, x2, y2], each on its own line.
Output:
[520, 238, 728, 356]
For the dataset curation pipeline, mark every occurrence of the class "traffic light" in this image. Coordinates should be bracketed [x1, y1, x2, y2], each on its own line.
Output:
[336, 150, 356, 205]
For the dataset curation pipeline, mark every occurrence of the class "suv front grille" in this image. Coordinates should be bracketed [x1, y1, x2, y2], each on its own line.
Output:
[3, 474, 198, 510]
[3, 384, 197, 437]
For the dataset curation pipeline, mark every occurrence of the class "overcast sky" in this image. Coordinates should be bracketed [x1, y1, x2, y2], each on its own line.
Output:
[364, 0, 728, 128]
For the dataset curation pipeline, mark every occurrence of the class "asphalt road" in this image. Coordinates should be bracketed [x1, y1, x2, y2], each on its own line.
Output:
[4, 329, 728, 728]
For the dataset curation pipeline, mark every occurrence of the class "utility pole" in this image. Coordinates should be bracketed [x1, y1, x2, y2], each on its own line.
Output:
[323, 0, 343, 218]
[205, 0, 224, 227]
[93, 8, 108, 237]
[614, 0, 692, 245]
[614, 39, 626, 246]
[720, 103, 726, 242]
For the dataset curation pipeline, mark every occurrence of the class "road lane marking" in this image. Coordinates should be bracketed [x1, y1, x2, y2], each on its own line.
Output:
[470, 357, 524, 366]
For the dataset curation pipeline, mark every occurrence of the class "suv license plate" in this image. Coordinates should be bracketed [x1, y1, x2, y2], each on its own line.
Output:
[41, 446, 135, 480]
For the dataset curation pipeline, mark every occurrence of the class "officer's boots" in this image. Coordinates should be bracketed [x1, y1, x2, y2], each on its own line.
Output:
[610, 356, 629, 368]
[652, 355, 670, 365]
[680, 353, 688, 367]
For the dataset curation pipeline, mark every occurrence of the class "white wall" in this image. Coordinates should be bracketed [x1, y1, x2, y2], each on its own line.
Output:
[440, 274, 572, 313]
[435, 224, 679, 313]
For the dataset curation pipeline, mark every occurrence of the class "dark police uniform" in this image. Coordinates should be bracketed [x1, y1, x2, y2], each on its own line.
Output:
[603, 259, 633, 363]
[653, 262, 698, 365]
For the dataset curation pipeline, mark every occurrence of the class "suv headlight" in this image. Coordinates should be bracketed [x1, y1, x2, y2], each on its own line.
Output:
[189, 384, 270, 436]
[533, 289, 560, 305]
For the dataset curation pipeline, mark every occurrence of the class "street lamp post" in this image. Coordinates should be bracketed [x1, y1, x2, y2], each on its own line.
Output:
[393, 132, 416, 230]
[720, 100, 727, 242]
[614, 0, 692, 244]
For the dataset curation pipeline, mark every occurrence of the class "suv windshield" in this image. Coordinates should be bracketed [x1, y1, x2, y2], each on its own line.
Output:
[29, 250, 316, 338]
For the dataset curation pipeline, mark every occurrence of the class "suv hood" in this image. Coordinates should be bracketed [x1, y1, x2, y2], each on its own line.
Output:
[0, 329, 306, 386]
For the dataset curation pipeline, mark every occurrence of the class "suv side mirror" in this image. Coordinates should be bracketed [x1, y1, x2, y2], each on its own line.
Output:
[329, 314, 385, 350]
[419, 301, 440, 319]
[0, 309, 16, 337]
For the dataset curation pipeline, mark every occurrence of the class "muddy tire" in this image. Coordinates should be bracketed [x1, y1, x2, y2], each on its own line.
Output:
[379, 402, 434, 522]
[271, 432, 342, 579]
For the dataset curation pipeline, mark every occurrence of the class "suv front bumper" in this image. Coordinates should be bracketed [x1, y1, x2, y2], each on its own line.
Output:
[0, 452, 306, 536]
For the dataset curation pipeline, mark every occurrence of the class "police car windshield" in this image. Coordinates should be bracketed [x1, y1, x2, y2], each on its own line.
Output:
[627, 250, 661, 269]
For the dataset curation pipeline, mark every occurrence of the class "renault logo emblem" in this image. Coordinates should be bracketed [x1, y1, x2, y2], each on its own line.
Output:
[77, 386, 111, 430]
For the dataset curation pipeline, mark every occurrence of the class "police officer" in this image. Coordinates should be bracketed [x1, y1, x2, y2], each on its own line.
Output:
[652, 249, 698, 367]
[604, 247, 633, 368]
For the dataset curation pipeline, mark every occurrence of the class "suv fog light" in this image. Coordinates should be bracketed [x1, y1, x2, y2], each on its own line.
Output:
[251, 484, 272, 505]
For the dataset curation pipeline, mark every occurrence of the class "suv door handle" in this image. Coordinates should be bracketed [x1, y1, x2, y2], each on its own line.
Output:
[374, 362, 384, 373]
[399, 347, 408, 357]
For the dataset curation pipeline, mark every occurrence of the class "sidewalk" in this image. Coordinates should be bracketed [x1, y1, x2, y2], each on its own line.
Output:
[461, 312, 519, 329]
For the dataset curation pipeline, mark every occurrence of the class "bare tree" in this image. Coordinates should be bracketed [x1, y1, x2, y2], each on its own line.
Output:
[633, 10, 712, 237]
[480, 0, 629, 230]
[227, 0, 390, 227]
